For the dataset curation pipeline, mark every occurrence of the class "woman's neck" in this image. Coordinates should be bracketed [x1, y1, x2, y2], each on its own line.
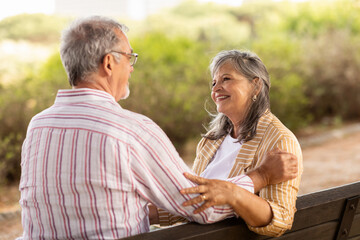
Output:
[228, 115, 244, 139]
[231, 126, 240, 139]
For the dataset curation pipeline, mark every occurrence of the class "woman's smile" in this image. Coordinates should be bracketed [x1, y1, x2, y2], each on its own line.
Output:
[214, 94, 230, 102]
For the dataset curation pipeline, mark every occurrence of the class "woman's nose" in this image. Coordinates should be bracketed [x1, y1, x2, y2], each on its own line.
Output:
[212, 81, 222, 91]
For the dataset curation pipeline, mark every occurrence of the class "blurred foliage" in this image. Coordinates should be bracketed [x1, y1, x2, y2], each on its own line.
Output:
[281, 0, 360, 36]
[251, 35, 309, 129]
[128, 0, 252, 48]
[0, 14, 71, 43]
[122, 33, 213, 148]
[300, 29, 360, 120]
[0, 53, 68, 184]
[1, 0, 360, 184]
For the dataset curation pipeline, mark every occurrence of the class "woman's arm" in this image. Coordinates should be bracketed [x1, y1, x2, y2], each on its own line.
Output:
[181, 139, 302, 236]
[180, 148, 299, 227]
[181, 173, 273, 226]
[248, 137, 303, 236]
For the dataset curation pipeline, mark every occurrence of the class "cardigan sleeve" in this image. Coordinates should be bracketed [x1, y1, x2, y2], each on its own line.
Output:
[247, 136, 303, 237]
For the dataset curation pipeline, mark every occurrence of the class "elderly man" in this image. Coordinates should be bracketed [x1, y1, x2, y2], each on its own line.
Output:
[18, 16, 297, 239]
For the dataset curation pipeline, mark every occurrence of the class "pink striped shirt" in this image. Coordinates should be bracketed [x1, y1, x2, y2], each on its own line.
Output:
[19, 88, 254, 239]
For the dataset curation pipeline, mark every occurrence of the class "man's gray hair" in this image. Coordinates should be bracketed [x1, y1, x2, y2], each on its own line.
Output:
[204, 50, 271, 143]
[60, 16, 128, 86]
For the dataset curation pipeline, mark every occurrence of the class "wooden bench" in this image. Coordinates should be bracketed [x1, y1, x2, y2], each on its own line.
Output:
[123, 181, 360, 240]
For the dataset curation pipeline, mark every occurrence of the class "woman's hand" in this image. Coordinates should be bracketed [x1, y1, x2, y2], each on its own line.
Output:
[180, 173, 238, 214]
[180, 172, 273, 226]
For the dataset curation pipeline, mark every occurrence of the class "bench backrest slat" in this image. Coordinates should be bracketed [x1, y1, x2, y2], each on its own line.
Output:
[122, 181, 360, 240]
[349, 212, 360, 238]
[275, 221, 339, 240]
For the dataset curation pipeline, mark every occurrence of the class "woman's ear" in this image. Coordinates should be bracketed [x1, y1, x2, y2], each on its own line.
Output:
[253, 77, 263, 95]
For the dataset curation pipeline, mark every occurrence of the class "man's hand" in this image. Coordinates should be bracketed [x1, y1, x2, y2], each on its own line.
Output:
[247, 148, 298, 193]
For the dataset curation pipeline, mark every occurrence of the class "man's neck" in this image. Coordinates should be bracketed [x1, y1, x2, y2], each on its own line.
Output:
[73, 79, 114, 98]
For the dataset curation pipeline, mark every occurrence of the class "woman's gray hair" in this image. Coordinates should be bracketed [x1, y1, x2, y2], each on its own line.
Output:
[60, 16, 128, 86]
[204, 50, 271, 143]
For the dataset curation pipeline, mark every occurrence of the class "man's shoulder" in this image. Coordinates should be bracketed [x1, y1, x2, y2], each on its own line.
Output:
[120, 108, 155, 125]
[114, 107, 158, 129]
[104, 108, 170, 148]
[28, 105, 54, 123]
[29, 102, 163, 141]
[81, 104, 162, 137]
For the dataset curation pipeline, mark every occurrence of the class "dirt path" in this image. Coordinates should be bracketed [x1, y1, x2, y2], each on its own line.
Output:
[0, 214, 22, 240]
[299, 130, 360, 195]
[1, 127, 360, 239]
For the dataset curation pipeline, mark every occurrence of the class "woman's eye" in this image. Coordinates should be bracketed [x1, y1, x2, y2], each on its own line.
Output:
[224, 77, 230, 81]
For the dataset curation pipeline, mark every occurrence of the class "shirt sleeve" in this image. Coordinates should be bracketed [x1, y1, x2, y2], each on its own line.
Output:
[157, 174, 255, 226]
[247, 137, 303, 237]
[227, 174, 254, 194]
[128, 123, 235, 224]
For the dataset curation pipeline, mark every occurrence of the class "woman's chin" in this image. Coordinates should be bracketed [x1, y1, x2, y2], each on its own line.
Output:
[217, 106, 229, 115]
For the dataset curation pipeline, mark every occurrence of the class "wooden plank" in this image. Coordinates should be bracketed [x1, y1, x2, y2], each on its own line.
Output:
[290, 198, 344, 231]
[348, 235, 360, 240]
[123, 202, 342, 240]
[123, 182, 360, 240]
[290, 182, 360, 231]
[349, 214, 360, 237]
[296, 182, 360, 210]
[275, 221, 338, 240]
[336, 196, 360, 240]
[123, 218, 268, 240]
[180, 222, 265, 240]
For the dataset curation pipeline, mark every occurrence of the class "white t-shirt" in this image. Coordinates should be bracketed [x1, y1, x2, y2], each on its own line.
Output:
[200, 134, 243, 180]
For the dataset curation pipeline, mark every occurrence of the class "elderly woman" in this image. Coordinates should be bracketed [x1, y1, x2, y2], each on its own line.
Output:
[179, 50, 303, 237]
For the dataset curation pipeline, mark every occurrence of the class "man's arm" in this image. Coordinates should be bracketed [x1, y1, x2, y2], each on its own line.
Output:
[129, 124, 238, 224]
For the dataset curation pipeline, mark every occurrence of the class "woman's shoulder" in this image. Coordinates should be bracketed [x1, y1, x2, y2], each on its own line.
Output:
[265, 112, 299, 141]
[260, 113, 302, 159]
[196, 135, 226, 152]
[196, 136, 216, 150]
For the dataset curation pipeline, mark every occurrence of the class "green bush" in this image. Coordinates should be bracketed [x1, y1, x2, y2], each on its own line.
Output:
[0, 82, 33, 184]
[123, 32, 214, 149]
[0, 53, 67, 184]
[1, 0, 360, 185]
[281, 0, 360, 37]
[0, 133, 22, 184]
[300, 30, 360, 121]
[251, 35, 310, 129]
[0, 14, 70, 43]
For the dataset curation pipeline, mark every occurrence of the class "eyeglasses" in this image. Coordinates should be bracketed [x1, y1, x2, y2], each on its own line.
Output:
[110, 51, 138, 66]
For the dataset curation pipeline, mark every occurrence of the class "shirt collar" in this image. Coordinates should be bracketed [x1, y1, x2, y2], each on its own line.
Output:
[54, 88, 118, 105]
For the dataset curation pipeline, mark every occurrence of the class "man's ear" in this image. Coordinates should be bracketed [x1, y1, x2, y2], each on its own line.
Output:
[101, 54, 114, 76]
